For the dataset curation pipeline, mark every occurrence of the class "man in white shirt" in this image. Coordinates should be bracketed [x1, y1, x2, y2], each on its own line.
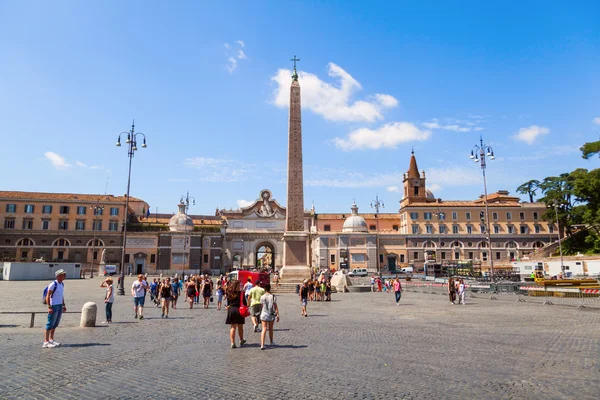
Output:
[43, 269, 67, 348]
[131, 274, 149, 320]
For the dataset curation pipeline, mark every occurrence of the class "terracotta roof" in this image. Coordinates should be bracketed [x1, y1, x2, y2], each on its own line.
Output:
[474, 192, 520, 204]
[0, 191, 145, 203]
[403, 201, 523, 207]
[407, 151, 420, 178]
[146, 213, 223, 226]
[317, 213, 401, 220]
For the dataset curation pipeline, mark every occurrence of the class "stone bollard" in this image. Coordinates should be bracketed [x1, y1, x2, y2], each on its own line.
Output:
[80, 302, 97, 328]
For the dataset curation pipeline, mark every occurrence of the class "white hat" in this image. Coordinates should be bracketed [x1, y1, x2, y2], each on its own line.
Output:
[55, 269, 67, 277]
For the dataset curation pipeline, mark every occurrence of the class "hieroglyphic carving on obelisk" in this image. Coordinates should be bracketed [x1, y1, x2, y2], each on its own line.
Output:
[281, 55, 309, 279]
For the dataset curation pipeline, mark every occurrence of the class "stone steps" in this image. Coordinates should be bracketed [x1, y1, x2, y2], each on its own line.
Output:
[270, 283, 299, 294]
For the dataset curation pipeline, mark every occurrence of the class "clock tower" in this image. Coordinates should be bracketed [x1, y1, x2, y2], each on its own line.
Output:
[400, 150, 428, 207]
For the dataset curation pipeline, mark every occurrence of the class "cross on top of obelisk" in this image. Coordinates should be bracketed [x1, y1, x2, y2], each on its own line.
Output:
[291, 55, 300, 81]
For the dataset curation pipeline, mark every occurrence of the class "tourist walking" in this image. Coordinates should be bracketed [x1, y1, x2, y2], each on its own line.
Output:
[100, 277, 114, 323]
[186, 278, 197, 309]
[225, 280, 247, 348]
[202, 277, 213, 309]
[448, 278, 456, 304]
[325, 280, 332, 301]
[216, 280, 225, 310]
[132, 274, 149, 320]
[393, 277, 403, 305]
[150, 278, 159, 307]
[458, 279, 466, 305]
[43, 269, 67, 348]
[171, 278, 181, 309]
[248, 281, 265, 332]
[259, 284, 279, 350]
[300, 280, 309, 317]
[243, 278, 253, 305]
[159, 278, 174, 318]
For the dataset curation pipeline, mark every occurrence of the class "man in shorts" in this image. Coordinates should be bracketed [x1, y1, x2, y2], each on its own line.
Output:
[300, 280, 309, 317]
[248, 281, 265, 332]
[131, 274, 149, 319]
[43, 269, 67, 348]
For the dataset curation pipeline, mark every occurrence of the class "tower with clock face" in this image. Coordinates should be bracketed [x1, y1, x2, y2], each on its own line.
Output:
[400, 150, 428, 207]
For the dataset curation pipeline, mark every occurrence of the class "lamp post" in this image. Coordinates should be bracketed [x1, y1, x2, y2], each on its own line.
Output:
[433, 208, 445, 273]
[371, 195, 384, 275]
[551, 200, 565, 276]
[89, 199, 104, 279]
[470, 136, 496, 283]
[220, 219, 228, 274]
[115, 121, 147, 295]
[180, 191, 195, 277]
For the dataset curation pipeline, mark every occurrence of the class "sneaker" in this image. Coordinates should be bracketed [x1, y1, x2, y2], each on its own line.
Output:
[260, 346, 266, 350]
[138, 316, 144, 320]
[101, 321, 109, 324]
[49, 340, 61, 347]
[42, 342, 57, 348]
[231, 343, 237, 349]
[161, 313, 164, 319]
[270, 342, 276, 347]
[254, 325, 258, 332]
[134, 314, 138, 319]
[165, 315, 169, 319]
[240, 339, 247, 346]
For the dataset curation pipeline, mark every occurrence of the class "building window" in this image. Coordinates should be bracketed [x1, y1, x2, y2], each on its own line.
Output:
[59, 220, 68, 230]
[330, 254, 336, 264]
[465, 212, 471, 220]
[439, 225, 446, 234]
[42, 220, 50, 230]
[507, 225, 514, 234]
[452, 212, 458, 220]
[410, 212, 418, 220]
[94, 207, 104, 216]
[468, 251, 474, 260]
[520, 225, 527, 234]
[22, 219, 33, 230]
[424, 212, 432, 220]
[414, 186, 419, 196]
[426, 225, 433, 234]
[24, 204, 35, 213]
[496, 252, 501, 260]
[77, 206, 86, 215]
[533, 212, 538, 220]
[400, 254, 405, 263]
[151, 254, 156, 263]
[393, 225, 399, 231]
[110, 207, 119, 216]
[324, 225, 331, 232]
[520, 212, 525, 220]
[57, 251, 64, 260]
[454, 251, 460, 260]
[413, 252, 418, 260]
[482, 251, 488, 261]
[452, 225, 459, 234]
[203, 254, 209, 264]
[369, 225, 376, 230]
[59, 206, 70, 214]
[506, 212, 512, 220]
[93, 221, 102, 231]
[480, 225, 486, 234]
[466, 225, 473, 234]
[549, 225, 554, 234]
[4, 219, 15, 229]
[441, 251, 446, 260]
[492, 212, 498, 220]
[109, 221, 118, 231]
[42, 205, 52, 214]
[5, 204, 16, 213]
[494, 225, 499, 234]
[438, 212, 446, 220]
[411, 225, 419, 234]
[534, 225, 540, 234]
[75, 221, 85, 230]
[125, 254, 130, 263]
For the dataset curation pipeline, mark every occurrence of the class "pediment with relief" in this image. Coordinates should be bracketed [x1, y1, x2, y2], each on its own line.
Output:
[239, 189, 286, 219]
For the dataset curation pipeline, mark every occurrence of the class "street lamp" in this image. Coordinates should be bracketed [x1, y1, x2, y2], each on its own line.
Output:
[180, 191, 195, 277]
[433, 208, 445, 271]
[550, 200, 565, 276]
[115, 120, 147, 295]
[371, 196, 384, 275]
[89, 199, 104, 279]
[470, 136, 496, 283]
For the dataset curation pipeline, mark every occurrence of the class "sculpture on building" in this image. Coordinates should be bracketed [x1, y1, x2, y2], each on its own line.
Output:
[256, 190, 276, 218]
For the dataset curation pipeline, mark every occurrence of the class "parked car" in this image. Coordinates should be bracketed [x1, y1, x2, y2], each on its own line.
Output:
[348, 268, 368, 277]
[400, 267, 414, 274]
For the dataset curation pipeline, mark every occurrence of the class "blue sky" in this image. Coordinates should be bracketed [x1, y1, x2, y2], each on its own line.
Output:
[1, 1, 599, 215]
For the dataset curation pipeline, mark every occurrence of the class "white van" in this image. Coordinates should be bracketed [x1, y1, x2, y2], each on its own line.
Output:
[348, 268, 368, 277]
[400, 267, 413, 273]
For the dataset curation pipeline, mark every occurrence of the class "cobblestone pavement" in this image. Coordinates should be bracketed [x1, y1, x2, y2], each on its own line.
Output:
[0, 278, 599, 399]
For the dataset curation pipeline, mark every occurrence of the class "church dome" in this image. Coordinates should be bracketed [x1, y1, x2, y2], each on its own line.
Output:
[168, 201, 194, 232]
[426, 189, 436, 200]
[342, 202, 368, 233]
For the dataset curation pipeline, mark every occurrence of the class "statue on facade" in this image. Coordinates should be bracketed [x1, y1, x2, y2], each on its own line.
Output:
[256, 190, 276, 218]
[100, 249, 107, 264]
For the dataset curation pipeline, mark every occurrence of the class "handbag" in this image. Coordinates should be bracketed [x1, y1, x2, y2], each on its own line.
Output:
[238, 293, 250, 318]
[210, 297, 214, 302]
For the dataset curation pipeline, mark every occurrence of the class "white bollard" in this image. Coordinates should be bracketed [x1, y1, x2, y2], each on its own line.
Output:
[80, 302, 97, 328]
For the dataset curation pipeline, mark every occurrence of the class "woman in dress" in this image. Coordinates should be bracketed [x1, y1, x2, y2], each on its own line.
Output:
[186, 277, 197, 309]
[259, 284, 279, 350]
[225, 279, 247, 348]
[100, 278, 114, 323]
[448, 278, 456, 305]
[202, 277, 213, 309]
[159, 278, 174, 318]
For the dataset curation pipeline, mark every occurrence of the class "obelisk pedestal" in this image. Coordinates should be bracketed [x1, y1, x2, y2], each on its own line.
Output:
[279, 57, 310, 282]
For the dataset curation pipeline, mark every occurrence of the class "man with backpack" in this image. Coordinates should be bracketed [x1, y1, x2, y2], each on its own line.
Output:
[43, 269, 67, 348]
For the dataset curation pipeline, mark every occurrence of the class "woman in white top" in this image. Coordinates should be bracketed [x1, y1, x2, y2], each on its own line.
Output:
[100, 278, 115, 323]
[458, 279, 466, 305]
[259, 283, 279, 350]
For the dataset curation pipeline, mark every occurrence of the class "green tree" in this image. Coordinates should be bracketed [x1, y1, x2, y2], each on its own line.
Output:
[538, 173, 579, 238]
[516, 179, 540, 203]
[580, 140, 600, 160]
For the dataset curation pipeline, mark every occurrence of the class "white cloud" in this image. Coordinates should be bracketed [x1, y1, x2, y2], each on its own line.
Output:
[513, 125, 550, 145]
[44, 152, 70, 170]
[422, 120, 472, 132]
[593, 117, 600, 125]
[237, 199, 253, 208]
[271, 63, 398, 122]
[387, 185, 401, 193]
[474, 127, 484, 131]
[75, 161, 87, 167]
[184, 157, 259, 182]
[333, 122, 431, 151]
[224, 40, 247, 74]
[427, 184, 442, 193]
[426, 166, 483, 188]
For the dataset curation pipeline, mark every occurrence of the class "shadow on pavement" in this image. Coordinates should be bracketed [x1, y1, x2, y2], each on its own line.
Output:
[108, 322, 137, 324]
[271, 344, 308, 349]
[61, 343, 111, 348]
[0, 324, 18, 328]
[273, 328, 290, 332]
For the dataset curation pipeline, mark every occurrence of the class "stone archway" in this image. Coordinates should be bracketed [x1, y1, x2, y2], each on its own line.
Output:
[255, 242, 275, 271]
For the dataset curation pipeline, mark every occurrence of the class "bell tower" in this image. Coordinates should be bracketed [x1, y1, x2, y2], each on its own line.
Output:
[400, 150, 427, 207]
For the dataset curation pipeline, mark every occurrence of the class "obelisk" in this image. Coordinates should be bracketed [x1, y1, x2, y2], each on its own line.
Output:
[281, 55, 310, 282]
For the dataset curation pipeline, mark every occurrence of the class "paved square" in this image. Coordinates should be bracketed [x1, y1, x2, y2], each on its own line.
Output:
[0, 278, 599, 399]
